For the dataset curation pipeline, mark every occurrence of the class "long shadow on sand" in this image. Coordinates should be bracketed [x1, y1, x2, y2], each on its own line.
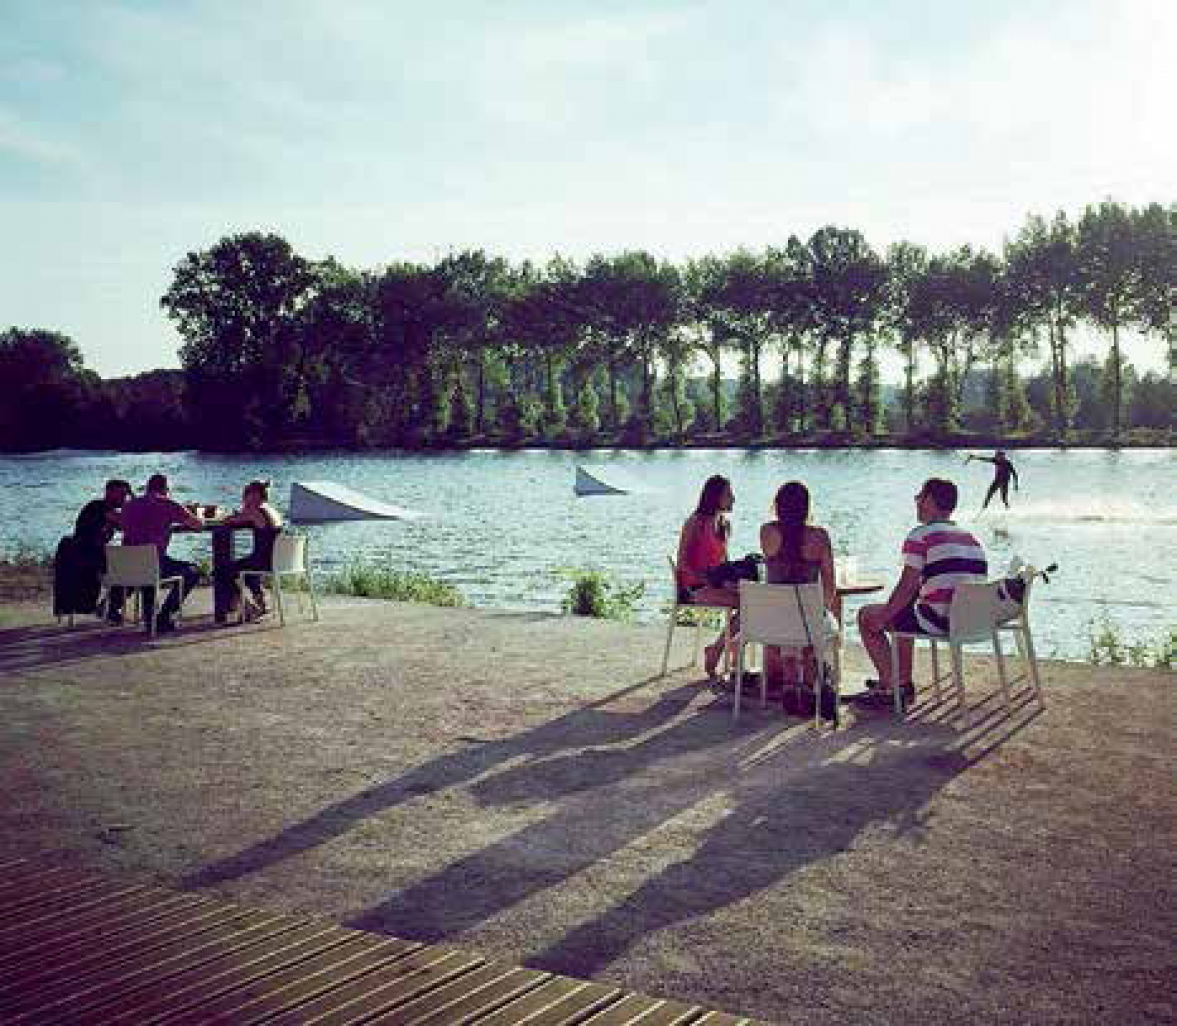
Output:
[344, 689, 1041, 975]
[0, 617, 267, 677]
[182, 677, 737, 890]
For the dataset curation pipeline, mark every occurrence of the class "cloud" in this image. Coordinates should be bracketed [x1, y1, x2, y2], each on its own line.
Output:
[0, 106, 81, 167]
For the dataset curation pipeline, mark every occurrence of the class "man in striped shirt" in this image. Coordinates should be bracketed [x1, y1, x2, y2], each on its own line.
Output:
[855, 478, 988, 704]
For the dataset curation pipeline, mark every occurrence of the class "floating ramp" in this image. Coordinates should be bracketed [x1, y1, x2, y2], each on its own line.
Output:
[574, 464, 646, 496]
[289, 481, 418, 524]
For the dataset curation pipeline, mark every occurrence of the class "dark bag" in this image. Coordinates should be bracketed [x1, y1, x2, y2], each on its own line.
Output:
[52, 535, 104, 616]
[783, 671, 840, 723]
[704, 553, 763, 589]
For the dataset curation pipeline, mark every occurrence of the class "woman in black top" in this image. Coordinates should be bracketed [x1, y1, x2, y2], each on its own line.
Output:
[759, 481, 840, 694]
[214, 480, 283, 622]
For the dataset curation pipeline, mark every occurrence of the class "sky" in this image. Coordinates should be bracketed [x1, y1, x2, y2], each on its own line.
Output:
[1, 0, 1174, 379]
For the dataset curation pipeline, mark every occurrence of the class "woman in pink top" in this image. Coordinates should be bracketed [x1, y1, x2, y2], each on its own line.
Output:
[676, 475, 739, 677]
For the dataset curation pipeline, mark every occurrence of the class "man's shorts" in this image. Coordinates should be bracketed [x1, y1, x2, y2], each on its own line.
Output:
[888, 602, 925, 634]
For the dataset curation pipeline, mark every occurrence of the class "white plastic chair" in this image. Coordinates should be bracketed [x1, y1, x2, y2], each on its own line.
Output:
[101, 545, 183, 637]
[734, 580, 840, 728]
[887, 563, 1045, 722]
[240, 531, 319, 627]
[661, 557, 733, 679]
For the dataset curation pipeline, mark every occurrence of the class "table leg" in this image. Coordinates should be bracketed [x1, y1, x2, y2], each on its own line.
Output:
[212, 529, 236, 624]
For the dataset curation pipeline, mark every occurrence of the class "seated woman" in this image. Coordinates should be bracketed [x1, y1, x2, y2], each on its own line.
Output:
[676, 474, 740, 677]
[214, 479, 283, 622]
[760, 481, 841, 693]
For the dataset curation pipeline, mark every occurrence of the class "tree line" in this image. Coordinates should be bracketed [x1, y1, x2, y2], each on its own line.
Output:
[1, 198, 1172, 453]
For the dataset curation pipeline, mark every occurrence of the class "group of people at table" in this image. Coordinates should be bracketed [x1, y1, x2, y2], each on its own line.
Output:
[72, 473, 282, 633]
[676, 474, 988, 708]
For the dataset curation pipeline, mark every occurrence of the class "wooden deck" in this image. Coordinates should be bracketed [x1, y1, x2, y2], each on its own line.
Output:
[0, 857, 758, 1024]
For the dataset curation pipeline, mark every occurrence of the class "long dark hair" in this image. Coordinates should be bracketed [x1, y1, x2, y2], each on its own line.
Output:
[773, 481, 810, 560]
[695, 474, 731, 540]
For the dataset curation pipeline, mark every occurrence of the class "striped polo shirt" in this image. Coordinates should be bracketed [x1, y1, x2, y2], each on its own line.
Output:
[902, 520, 988, 635]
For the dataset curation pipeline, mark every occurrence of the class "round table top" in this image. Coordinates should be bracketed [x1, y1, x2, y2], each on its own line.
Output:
[836, 580, 885, 596]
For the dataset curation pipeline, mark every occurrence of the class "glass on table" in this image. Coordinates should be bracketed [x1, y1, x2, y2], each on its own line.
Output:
[837, 556, 858, 586]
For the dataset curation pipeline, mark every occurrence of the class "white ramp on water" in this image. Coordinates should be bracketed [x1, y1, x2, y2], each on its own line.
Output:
[573, 464, 655, 496]
[289, 481, 419, 524]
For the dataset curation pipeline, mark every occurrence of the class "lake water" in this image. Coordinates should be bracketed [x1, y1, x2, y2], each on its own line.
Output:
[1, 448, 1173, 662]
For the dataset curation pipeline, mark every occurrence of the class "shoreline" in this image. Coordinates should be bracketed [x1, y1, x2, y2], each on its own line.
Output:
[2, 435, 1173, 457]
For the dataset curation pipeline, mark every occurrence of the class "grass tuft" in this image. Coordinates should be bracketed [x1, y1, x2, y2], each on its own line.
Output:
[561, 569, 644, 621]
[326, 564, 465, 607]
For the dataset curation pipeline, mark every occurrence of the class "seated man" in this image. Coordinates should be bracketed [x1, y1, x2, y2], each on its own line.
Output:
[855, 477, 987, 705]
[119, 473, 204, 633]
[74, 478, 134, 620]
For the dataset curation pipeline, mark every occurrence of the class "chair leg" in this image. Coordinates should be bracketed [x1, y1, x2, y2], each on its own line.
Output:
[305, 571, 319, 622]
[950, 643, 967, 725]
[930, 640, 941, 702]
[889, 633, 905, 719]
[760, 644, 769, 710]
[992, 630, 1011, 709]
[733, 642, 744, 721]
[722, 609, 733, 676]
[272, 575, 286, 627]
[661, 607, 677, 677]
[1020, 619, 1045, 706]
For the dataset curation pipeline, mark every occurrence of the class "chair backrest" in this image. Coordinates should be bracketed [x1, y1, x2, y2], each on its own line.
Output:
[104, 544, 161, 585]
[271, 532, 307, 574]
[739, 580, 827, 650]
[950, 560, 1040, 641]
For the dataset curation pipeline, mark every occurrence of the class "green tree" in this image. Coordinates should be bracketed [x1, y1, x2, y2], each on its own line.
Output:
[884, 241, 929, 433]
[577, 252, 680, 436]
[1130, 203, 1176, 371]
[0, 328, 87, 451]
[1076, 200, 1138, 436]
[371, 261, 454, 445]
[433, 250, 514, 434]
[1005, 212, 1082, 438]
[161, 231, 317, 449]
[681, 257, 727, 433]
[806, 227, 888, 432]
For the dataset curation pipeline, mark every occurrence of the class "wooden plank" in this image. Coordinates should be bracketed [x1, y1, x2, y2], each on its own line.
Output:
[691, 1014, 760, 1025]
[0, 862, 747, 1026]
[99, 921, 368, 1025]
[0, 858, 68, 885]
[14, 910, 300, 1025]
[0, 882, 154, 942]
[0, 873, 112, 918]
[0, 884, 204, 960]
[578, 993, 707, 1024]
[466, 976, 624, 1025]
[262, 945, 485, 1025]
[0, 887, 200, 966]
[0, 864, 93, 898]
[0, 894, 234, 1013]
[369, 961, 552, 1025]
[162, 933, 409, 1024]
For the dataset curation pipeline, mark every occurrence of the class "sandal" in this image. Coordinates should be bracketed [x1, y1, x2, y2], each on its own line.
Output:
[703, 644, 723, 678]
[849, 682, 916, 706]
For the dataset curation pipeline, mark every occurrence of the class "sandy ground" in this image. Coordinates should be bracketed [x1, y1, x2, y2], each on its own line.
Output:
[0, 588, 1173, 1025]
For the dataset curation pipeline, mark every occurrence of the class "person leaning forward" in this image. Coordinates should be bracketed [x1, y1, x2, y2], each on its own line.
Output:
[118, 473, 203, 633]
[71, 478, 133, 619]
[854, 477, 988, 706]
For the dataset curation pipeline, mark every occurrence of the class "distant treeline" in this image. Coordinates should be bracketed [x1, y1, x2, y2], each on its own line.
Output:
[1, 198, 1172, 453]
